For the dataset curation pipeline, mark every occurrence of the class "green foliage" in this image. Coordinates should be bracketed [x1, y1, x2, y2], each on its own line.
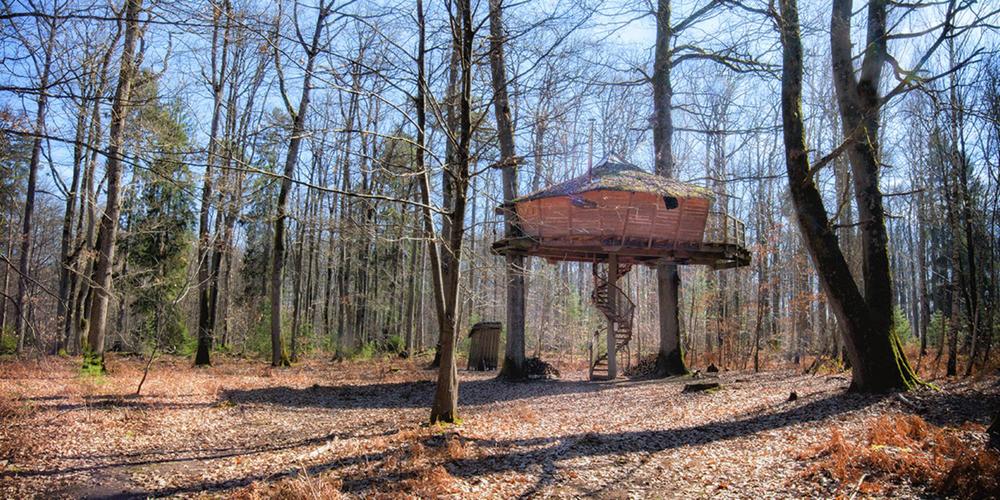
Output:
[459, 335, 471, 357]
[928, 312, 946, 347]
[246, 302, 275, 359]
[121, 80, 195, 354]
[0, 328, 16, 355]
[563, 291, 584, 323]
[80, 351, 104, 378]
[350, 342, 377, 361]
[386, 334, 405, 354]
[892, 306, 913, 343]
[0, 110, 30, 214]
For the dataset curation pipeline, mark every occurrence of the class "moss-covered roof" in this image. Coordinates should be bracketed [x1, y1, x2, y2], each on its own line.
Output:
[515, 157, 714, 202]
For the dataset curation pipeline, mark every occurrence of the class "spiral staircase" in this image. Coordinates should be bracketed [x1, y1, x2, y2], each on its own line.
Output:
[589, 263, 635, 379]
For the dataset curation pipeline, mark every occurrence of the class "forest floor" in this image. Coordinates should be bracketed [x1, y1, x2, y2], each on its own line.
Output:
[1, 354, 998, 499]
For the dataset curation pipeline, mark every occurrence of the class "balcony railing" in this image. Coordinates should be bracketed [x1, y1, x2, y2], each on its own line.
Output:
[704, 211, 746, 248]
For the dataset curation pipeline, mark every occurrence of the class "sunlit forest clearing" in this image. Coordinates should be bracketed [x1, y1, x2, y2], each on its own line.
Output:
[3, 0, 1000, 496]
[1, 355, 997, 498]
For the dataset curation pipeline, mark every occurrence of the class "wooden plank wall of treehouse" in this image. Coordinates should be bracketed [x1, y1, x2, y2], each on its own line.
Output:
[518, 190, 709, 245]
[493, 190, 750, 269]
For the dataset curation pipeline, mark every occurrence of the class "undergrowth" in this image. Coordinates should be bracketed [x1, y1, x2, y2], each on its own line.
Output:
[799, 414, 999, 497]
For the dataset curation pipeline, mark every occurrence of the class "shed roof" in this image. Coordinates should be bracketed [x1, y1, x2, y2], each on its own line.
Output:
[515, 156, 714, 202]
[469, 321, 502, 337]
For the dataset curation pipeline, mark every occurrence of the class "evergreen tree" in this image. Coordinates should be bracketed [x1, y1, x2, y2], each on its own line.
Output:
[123, 91, 195, 353]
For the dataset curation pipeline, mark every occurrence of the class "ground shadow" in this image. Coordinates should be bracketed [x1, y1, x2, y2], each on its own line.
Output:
[443, 390, 888, 496]
[223, 376, 607, 410]
[899, 378, 1000, 428]
[123, 388, 882, 498]
[26, 374, 997, 499]
[21, 394, 212, 413]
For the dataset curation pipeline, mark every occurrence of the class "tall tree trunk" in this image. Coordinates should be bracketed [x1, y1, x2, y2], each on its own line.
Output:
[916, 186, 930, 357]
[403, 202, 420, 352]
[270, 0, 330, 367]
[652, 0, 687, 376]
[14, 10, 58, 351]
[488, 0, 527, 380]
[56, 84, 90, 354]
[195, 0, 232, 366]
[428, 0, 473, 423]
[413, 0, 445, 401]
[71, 27, 118, 354]
[85, 0, 144, 370]
[0, 209, 14, 334]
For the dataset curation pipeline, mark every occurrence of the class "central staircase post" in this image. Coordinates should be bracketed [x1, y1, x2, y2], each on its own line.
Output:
[607, 253, 618, 379]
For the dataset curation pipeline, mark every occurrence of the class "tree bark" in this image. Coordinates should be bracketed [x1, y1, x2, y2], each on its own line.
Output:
[56, 73, 90, 354]
[488, 0, 527, 380]
[85, 0, 144, 370]
[652, 0, 687, 376]
[429, 0, 473, 423]
[195, 0, 232, 366]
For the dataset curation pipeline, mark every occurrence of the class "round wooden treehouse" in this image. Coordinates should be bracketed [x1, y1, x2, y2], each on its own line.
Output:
[492, 157, 750, 380]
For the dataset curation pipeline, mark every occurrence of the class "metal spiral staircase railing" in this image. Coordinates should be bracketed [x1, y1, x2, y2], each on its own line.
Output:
[589, 263, 634, 379]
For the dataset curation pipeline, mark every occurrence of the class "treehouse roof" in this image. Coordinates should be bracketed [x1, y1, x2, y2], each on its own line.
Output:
[515, 156, 714, 203]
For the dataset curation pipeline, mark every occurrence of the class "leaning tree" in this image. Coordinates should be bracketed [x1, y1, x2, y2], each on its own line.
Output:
[777, 0, 994, 391]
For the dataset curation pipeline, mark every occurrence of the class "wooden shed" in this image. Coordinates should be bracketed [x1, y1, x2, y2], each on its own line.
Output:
[467, 321, 502, 371]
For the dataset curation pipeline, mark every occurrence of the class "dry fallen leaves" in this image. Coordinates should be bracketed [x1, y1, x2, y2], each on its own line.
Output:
[0, 355, 996, 499]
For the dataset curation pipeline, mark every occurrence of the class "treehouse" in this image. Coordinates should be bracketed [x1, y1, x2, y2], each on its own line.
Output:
[493, 157, 749, 268]
[492, 156, 750, 380]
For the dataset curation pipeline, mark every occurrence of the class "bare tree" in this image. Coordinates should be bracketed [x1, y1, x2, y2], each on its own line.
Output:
[84, 0, 143, 370]
[269, 0, 334, 367]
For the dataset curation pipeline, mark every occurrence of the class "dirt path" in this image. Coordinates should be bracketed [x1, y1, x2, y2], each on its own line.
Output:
[1, 356, 996, 498]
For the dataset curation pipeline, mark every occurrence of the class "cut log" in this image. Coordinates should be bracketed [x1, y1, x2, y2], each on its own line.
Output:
[683, 382, 721, 393]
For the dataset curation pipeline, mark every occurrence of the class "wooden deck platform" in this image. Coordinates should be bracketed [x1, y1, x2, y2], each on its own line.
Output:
[491, 236, 750, 269]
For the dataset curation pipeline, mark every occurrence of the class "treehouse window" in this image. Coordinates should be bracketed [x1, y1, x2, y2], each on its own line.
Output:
[663, 196, 679, 209]
[571, 196, 598, 209]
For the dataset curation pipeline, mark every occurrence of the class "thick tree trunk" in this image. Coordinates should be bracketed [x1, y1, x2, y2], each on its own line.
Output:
[488, 0, 527, 380]
[652, 0, 687, 376]
[655, 262, 686, 374]
[71, 29, 117, 355]
[779, 0, 920, 392]
[85, 0, 143, 370]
